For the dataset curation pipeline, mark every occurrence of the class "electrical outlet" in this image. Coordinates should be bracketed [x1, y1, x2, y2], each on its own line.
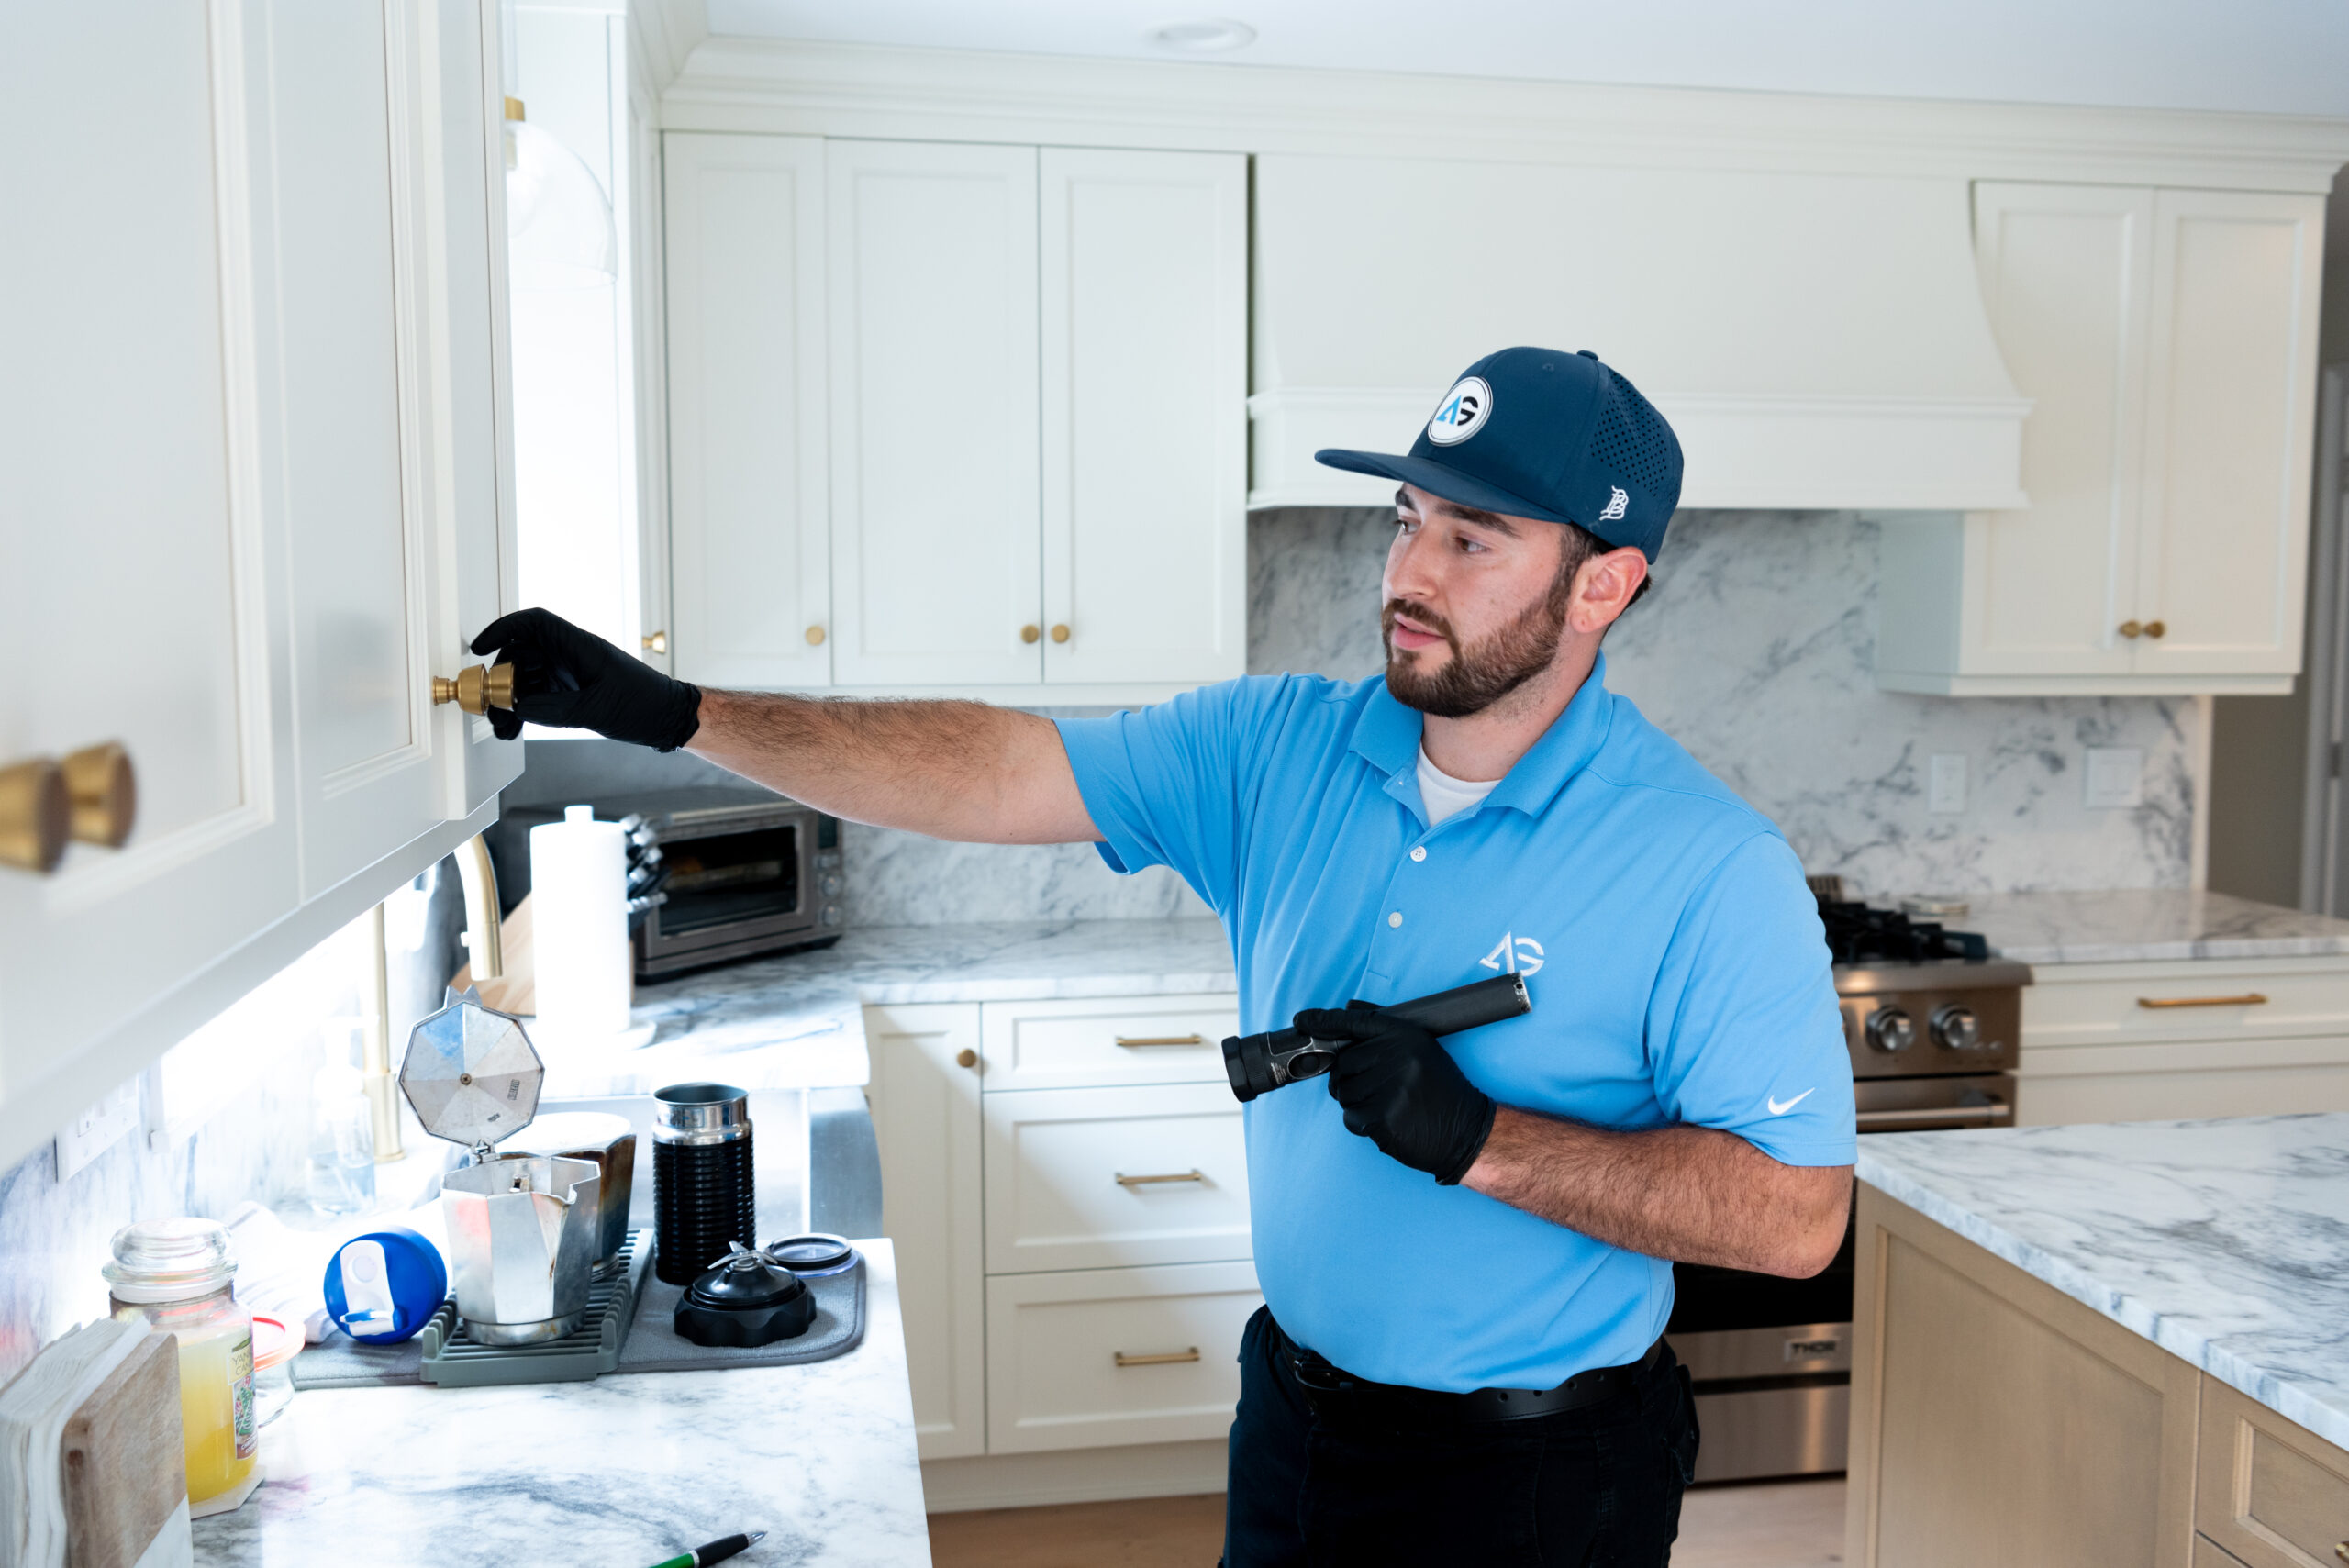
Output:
[55, 1076, 142, 1183]
[1928, 753, 1966, 815]
[2084, 747, 2145, 809]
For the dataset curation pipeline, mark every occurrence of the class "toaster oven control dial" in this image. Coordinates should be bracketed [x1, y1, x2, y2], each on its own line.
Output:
[1931, 1005, 1982, 1051]
[1864, 1006, 1915, 1052]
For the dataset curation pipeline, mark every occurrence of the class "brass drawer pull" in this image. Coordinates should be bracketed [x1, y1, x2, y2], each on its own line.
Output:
[1115, 1348, 1200, 1368]
[1116, 1170, 1204, 1187]
[2136, 994, 2269, 1009]
[61, 742, 136, 848]
[432, 662, 517, 715]
[1116, 1034, 1205, 1048]
[0, 758, 70, 874]
[2332, 1542, 2346, 1564]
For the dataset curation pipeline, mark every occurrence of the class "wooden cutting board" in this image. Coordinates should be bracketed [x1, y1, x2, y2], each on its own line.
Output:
[63, 1329, 184, 1568]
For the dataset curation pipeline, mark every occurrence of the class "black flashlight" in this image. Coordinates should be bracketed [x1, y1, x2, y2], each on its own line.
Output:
[1220, 973, 1532, 1102]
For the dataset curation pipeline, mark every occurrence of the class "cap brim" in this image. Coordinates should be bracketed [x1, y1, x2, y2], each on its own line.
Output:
[1313, 449, 1579, 530]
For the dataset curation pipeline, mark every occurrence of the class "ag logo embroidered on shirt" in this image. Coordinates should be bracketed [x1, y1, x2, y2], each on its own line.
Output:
[1479, 930, 1545, 976]
[1427, 376, 1493, 446]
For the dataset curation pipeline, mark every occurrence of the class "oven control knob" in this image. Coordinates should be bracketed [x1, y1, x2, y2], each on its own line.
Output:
[819, 873, 844, 898]
[1865, 1006, 1916, 1052]
[1932, 1005, 1982, 1051]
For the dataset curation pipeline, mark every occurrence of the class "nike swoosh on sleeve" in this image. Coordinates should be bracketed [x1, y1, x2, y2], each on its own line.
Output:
[1765, 1088, 1816, 1117]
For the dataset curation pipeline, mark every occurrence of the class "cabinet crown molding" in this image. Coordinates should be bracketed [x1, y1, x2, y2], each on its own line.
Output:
[663, 37, 2349, 191]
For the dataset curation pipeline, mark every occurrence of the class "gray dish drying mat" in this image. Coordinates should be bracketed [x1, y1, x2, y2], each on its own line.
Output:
[293, 1251, 865, 1389]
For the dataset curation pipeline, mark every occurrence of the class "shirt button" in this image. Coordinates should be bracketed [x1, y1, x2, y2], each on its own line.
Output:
[1387, 911, 1403, 928]
[1409, 846, 1427, 862]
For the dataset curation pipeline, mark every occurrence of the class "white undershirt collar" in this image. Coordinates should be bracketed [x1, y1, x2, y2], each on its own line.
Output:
[1416, 747, 1501, 826]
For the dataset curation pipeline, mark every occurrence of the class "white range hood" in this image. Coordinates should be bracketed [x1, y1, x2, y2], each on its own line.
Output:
[1248, 154, 2032, 514]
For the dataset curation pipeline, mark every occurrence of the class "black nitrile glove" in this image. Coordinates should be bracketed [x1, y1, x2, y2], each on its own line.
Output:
[469, 607, 703, 750]
[1294, 1002, 1497, 1184]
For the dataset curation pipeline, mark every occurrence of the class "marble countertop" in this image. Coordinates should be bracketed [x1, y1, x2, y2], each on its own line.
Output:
[193, 1240, 929, 1568]
[1933, 890, 2349, 965]
[543, 918, 1234, 1099]
[1858, 1115, 2349, 1451]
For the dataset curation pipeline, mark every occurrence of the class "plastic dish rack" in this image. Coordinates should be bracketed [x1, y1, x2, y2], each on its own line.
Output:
[417, 1229, 655, 1387]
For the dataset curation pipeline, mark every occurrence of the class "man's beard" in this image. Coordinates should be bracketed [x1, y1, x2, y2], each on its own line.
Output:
[1382, 576, 1573, 719]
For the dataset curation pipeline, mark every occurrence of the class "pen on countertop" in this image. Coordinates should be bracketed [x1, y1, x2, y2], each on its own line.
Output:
[644, 1530, 764, 1568]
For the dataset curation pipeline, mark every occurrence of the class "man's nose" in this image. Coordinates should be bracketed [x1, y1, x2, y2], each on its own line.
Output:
[1385, 526, 1445, 604]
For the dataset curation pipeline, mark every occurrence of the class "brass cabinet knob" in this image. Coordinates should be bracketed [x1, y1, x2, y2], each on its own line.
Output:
[1050, 624, 1071, 644]
[955, 1048, 978, 1070]
[1020, 625, 1041, 645]
[805, 626, 826, 647]
[431, 662, 517, 716]
[0, 758, 70, 874]
[2118, 620, 2142, 639]
[2143, 620, 2165, 639]
[641, 630, 668, 655]
[61, 742, 136, 848]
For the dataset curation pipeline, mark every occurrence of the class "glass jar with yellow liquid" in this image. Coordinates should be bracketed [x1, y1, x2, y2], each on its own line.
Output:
[105, 1218, 257, 1509]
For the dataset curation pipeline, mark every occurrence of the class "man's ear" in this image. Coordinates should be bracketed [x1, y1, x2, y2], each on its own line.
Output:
[1570, 547, 1650, 635]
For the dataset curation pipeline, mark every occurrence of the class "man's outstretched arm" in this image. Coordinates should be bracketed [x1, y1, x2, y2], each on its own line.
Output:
[689, 688, 1099, 845]
[471, 607, 1102, 845]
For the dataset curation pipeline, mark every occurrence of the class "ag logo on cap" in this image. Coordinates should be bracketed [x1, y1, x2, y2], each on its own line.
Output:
[1427, 376, 1493, 446]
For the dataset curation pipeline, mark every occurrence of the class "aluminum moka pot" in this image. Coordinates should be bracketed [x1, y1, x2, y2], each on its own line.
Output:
[439, 1154, 602, 1344]
[400, 989, 604, 1344]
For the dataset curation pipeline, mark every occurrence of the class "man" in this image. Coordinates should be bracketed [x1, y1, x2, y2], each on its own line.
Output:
[474, 345, 1855, 1566]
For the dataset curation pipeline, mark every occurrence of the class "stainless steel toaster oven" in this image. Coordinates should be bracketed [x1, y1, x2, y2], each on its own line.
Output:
[493, 786, 844, 980]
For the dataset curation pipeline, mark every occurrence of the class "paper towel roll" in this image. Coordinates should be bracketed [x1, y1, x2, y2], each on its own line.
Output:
[529, 805, 630, 1039]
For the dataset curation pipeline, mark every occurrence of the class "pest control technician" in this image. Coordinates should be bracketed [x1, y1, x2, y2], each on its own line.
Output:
[472, 346, 1857, 1567]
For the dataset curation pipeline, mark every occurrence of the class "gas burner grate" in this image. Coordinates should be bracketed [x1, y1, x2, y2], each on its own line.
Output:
[1817, 895, 1988, 965]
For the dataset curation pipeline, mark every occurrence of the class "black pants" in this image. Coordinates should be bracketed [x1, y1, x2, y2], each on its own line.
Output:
[1221, 1307, 1700, 1568]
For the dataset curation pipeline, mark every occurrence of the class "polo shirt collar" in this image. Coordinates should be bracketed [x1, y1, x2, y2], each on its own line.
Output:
[1351, 654, 1617, 821]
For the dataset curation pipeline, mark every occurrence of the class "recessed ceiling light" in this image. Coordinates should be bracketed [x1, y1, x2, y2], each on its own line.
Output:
[1146, 18, 1257, 53]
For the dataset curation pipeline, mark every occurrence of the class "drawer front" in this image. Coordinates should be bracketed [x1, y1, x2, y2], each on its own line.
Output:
[985, 1261, 1262, 1454]
[984, 1084, 1251, 1273]
[2025, 961, 2349, 1051]
[980, 994, 1240, 1092]
[2196, 1535, 2255, 1568]
[2196, 1377, 2349, 1568]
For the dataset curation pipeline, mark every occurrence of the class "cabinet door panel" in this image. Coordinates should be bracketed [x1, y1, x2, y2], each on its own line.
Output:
[0, 0, 298, 1148]
[1041, 149, 1246, 685]
[1964, 183, 2151, 676]
[863, 1004, 986, 1460]
[664, 133, 830, 689]
[2135, 190, 2324, 677]
[277, 0, 442, 895]
[828, 141, 1042, 686]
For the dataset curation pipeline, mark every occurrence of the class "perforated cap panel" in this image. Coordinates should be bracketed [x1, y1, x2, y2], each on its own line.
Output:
[1589, 370, 1674, 495]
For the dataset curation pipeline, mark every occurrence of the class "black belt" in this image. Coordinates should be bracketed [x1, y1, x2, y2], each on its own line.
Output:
[1280, 1325, 1667, 1426]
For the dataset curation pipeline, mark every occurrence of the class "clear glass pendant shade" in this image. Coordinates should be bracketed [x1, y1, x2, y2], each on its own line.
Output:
[506, 119, 617, 292]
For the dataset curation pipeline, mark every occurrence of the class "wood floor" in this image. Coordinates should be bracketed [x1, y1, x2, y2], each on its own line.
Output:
[928, 1478, 1846, 1566]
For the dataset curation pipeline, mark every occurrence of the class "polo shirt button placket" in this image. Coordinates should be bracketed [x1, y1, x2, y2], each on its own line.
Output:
[1409, 846, 1427, 862]
[1387, 911, 1403, 928]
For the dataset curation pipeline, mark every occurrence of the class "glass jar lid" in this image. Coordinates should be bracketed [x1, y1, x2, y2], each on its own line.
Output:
[103, 1218, 237, 1304]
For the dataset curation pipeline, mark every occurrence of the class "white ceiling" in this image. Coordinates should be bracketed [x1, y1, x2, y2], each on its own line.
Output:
[703, 0, 2349, 120]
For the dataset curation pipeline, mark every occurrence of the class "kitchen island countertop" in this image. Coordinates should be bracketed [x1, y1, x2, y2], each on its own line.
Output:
[544, 917, 1234, 1100]
[193, 1239, 928, 1568]
[1947, 888, 2349, 965]
[1857, 1113, 2349, 1451]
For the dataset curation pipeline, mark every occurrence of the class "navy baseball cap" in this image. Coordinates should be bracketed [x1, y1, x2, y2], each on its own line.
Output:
[1315, 346, 1684, 561]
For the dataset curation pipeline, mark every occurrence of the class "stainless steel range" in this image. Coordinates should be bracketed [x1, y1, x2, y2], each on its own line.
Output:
[1666, 885, 2031, 1483]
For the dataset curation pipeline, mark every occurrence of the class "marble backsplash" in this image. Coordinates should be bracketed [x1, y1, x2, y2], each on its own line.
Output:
[521, 506, 2195, 918]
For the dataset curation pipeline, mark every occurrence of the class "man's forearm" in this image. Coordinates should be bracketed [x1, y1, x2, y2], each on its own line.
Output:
[1461, 1107, 1851, 1277]
[686, 688, 1101, 845]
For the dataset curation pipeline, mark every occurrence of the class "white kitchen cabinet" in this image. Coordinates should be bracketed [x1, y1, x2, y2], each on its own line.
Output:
[0, 0, 518, 1174]
[2015, 956, 2349, 1125]
[662, 132, 832, 691]
[660, 139, 1247, 700]
[1039, 149, 1248, 687]
[828, 139, 1044, 688]
[864, 1003, 989, 1461]
[867, 992, 1255, 1467]
[1878, 182, 2324, 696]
[985, 1261, 1263, 1455]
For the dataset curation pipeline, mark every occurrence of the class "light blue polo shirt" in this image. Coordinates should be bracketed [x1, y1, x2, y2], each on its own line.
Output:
[1055, 653, 1856, 1393]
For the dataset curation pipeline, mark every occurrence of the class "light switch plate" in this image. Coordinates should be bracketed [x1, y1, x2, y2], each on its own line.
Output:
[2084, 747, 2145, 809]
[56, 1076, 143, 1183]
[1928, 753, 1966, 814]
